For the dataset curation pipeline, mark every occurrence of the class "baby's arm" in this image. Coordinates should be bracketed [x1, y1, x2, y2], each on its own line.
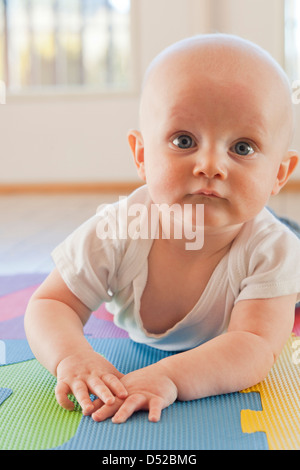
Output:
[92, 294, 296, 422]
[24, 268, 128, 415]
[160, 294, 296, 401]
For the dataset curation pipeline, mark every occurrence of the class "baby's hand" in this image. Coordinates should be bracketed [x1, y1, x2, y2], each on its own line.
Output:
[55, 350, 128, 415]
[91, 363, 178, 423]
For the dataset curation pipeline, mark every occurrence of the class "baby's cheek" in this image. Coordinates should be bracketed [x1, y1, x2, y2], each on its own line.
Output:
[145, 156, 186, 203]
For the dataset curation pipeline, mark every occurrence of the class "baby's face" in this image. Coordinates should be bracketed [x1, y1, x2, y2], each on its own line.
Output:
[131, 36, 298, 230]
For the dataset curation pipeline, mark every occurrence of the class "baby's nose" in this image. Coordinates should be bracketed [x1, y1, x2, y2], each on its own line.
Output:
[192, 151, 227, 180]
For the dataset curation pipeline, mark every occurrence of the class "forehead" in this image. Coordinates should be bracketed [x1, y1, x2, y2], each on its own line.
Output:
[142, 68, 273, 140]
[162, 73, 267, 119]
[140, 40, 292, 139]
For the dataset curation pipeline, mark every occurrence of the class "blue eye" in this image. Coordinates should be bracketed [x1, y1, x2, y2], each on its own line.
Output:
[172, 135, 195, 149]
[231, 141, 255, 156]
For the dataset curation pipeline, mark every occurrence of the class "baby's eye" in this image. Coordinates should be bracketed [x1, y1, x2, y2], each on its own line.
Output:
[230, 141, 255, 156]
[172, 135, 196, 149]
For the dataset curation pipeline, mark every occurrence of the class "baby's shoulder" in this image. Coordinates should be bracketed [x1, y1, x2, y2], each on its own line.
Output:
[230, 208, 300, 276]
[235, 208, 299, 248]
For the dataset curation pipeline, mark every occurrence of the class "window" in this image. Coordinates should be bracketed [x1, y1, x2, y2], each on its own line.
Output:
[285, 0, 300, 81]
[0, 0, 132, 93]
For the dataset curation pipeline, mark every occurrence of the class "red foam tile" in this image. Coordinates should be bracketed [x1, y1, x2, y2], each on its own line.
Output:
[293, 307, 300, 336]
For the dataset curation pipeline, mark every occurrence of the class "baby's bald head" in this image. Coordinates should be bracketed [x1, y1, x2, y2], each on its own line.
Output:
[139, 34, 294, 150]
[128, 34, 298, 224]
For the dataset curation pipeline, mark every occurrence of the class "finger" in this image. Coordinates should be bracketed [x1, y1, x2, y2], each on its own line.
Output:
[89, 397, 104, 414]
[92, 399, 122, 422]
[101, 373, 128, 399]
[112, 394, 146, 424]
[71, 380, 95, 414]
[148, 397, 163, 422]
[55, 381, 75, 411]
[87, 376, 116, 405]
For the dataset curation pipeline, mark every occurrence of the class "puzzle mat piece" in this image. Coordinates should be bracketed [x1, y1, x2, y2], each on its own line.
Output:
[83, 316, 128, 339]
[0, 275, 127, 341]
[55, 389, 265, 450]
[0, 316, 28, 340]
[0, 360, 82, 450]
[0, 339, 34, 365]
[0, 284, 41, 322]
[0, 387, 12, 406]
[0, 314, 127, 341]
[241, 335, 300, 450]
[0, 273, 48, 297]
[0, 338, 268, 450]
[0, 322, 128, 367]
[293, 307, 300, 336]
[0, 273, 108, 324]
[0, 312, 127, 365]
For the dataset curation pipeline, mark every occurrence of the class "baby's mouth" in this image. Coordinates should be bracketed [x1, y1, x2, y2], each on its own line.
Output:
[191, 189, 222, 198]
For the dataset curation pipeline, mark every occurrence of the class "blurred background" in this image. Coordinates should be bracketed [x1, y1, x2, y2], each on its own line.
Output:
[0, 0, 299, 186]
[0, 0, 299, 273]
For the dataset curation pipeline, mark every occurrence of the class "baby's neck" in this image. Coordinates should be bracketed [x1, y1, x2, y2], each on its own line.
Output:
[158, 221, 244, 261]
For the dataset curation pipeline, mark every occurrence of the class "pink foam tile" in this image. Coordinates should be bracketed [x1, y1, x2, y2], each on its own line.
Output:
[293, 307, 300, 336]
[0, 273, 48, 296]
[0, 284, 114, 324]
[0, 284, 40, 321]
[93, 303, 114, 322]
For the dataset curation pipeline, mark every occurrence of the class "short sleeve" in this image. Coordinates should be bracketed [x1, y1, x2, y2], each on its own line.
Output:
[51, 212, 121, 311]
[235, 227, 300, 304]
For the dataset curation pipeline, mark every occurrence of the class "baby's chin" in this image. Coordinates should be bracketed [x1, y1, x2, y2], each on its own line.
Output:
[158, 204, 204, 240]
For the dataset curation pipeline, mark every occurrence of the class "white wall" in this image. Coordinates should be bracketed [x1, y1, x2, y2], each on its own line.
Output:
[209, 0, 300, 180]
[1, 0, 299, 184]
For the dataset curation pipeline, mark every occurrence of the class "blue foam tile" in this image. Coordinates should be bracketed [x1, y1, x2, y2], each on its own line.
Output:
[0, 339, 34, 365]
[0, 387, 13, 406]
[54, 338, 268, 450]
[55, 391, 267, 450]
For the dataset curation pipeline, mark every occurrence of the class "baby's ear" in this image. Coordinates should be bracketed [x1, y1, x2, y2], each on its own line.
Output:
[127, 130, 146, 182]
[271, 150, 299, 195]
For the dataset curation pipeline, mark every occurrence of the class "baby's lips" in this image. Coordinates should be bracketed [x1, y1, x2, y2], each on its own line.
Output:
[192, 188, 222, 198]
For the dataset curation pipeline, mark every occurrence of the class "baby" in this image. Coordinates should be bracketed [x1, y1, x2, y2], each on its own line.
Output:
[25, 34, 300, 424]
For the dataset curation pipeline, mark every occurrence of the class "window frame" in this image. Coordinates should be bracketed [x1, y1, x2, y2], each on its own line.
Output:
[285, 0, 300, 82]
[1, 0, 139, 101]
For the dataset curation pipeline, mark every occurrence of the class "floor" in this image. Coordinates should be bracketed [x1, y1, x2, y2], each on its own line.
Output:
[0, 190, 299, 275]
[0, 192, 118, 275]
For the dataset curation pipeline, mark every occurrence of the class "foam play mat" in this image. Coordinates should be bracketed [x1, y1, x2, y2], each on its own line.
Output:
[1, 273, 300, 450]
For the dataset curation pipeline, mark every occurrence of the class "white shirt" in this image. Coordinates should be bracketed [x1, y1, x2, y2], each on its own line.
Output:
[52, 185, 300, 351]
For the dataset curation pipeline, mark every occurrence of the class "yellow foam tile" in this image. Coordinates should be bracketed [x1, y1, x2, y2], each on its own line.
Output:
[241, 335, 300, 450]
